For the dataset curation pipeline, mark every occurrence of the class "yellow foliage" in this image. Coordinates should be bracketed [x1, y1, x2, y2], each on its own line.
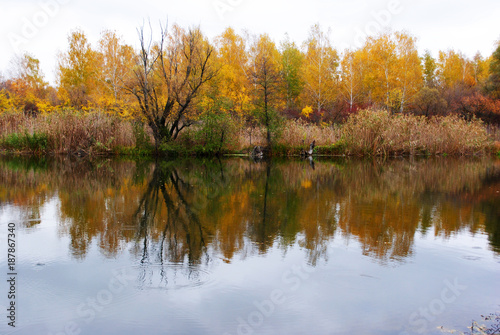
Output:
[301, 105, 313, 118]
[0, 90, 14, 112]
[302, 24, 339, 113]
[358, 31, 422, 111]
[211, 27, 253, 118]
[301, 179, 312, 188]
[437, 49, 476, 88]
[36, 100, 55, 114]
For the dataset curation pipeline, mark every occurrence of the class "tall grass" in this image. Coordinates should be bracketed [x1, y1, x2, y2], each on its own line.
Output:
[278, 119, 339, 146]
[339, 110, 491, 156]
[233, 110, 492, 156]
[233, 120, 340, 151]
[0, 108, 495, 156]
[0, 109, 135, 154]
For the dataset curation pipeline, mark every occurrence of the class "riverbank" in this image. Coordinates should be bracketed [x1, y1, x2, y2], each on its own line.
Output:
[0, 109, 499, 157]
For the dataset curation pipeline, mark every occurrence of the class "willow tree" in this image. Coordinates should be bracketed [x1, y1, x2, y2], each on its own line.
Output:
[128, 23, 217, 149]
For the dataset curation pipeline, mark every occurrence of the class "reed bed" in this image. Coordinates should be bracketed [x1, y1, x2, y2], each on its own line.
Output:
[0, 109, 135, 154]
[339, 110, 492, 156]
[0, 109, 495, 156]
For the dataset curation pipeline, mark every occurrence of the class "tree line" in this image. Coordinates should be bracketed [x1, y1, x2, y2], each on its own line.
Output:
[1, 23, 499, 148]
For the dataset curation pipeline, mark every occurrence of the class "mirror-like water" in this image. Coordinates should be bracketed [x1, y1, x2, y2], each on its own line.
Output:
[0, 156, 499, 335]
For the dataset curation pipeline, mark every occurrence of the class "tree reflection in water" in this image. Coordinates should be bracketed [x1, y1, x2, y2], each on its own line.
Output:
[1, 156, 499, 271]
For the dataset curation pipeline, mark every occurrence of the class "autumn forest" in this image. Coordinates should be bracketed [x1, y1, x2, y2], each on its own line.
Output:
[1, 24, 500, 156]
[2, 16, 500, 335]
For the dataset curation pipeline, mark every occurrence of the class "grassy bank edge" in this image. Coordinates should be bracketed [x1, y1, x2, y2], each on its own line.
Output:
[0, 142, 498, 158]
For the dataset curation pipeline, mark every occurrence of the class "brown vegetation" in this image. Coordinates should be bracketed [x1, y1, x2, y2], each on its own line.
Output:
[0, 108, 496, 156]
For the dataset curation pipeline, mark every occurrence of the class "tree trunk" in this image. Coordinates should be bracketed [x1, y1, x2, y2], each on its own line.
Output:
[264, 85, 271, 148]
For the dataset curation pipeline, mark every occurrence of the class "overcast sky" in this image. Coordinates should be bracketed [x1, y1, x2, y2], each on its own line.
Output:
[0, 0, 499, 85]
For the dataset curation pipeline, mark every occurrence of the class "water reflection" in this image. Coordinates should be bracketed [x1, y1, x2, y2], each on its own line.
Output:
[1, 155, 499, 266]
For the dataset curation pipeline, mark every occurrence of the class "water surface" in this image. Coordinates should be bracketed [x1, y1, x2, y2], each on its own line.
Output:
[0, 156, 499, 335]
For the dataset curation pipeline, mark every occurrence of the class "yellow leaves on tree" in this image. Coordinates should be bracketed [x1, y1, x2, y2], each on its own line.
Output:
[301, 105, 313, 118]
[358, 31, 422, 112]
[213, 27, 250, 118]
[437, 50, 479, 88]
[56, 29, 138, 116]
[0, 89, 13, 112]
[5, 53, 51, 114]
[302, 24, 339, 115]
[1, 23, 497, 126]
[57, 29, 99, 107]
[96, 30, 137, 117]
[340, 49, 364, 112]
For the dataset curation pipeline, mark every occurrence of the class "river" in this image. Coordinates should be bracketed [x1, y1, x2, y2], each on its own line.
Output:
[0, 156, 499, 335]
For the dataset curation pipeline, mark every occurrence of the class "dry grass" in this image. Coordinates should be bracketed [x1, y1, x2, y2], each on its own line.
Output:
[278, 119, 339, 146]
[0, 109, 135, 153]
[234, 127, 267, 148]
[234, 120, 340, 150]
[340, 109, 492, 156]
[0, 108, 495, 156]
[234, 110, 493, 156]
[487, 125, 500, 142]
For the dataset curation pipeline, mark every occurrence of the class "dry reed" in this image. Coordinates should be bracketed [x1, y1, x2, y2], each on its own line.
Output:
[340, 110, 492, 156]
[0, 109, 135, 153]
[0, 108, 495, 156]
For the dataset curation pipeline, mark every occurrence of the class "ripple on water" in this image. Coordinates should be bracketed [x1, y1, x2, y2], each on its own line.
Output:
[461, 255, 482, 261]
[121, 263, 215, 291]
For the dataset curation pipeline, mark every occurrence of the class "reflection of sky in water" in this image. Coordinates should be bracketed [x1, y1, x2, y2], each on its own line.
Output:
[0, 214, 498, 335]
[0, 157, 499, 335]
[1, 199, 65, 265]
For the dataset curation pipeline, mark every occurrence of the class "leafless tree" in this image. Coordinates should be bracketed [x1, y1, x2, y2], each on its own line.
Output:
[126, 22, 217, 150]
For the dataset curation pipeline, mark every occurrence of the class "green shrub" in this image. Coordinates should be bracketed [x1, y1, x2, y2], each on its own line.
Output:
[1, 132, 49, 153]
[191, 111, 238, 155]
[316, 141, 346, 155]
[2, 133, 23, 149]
[27, 132, 49, 152]
[133, 121, 153, 150]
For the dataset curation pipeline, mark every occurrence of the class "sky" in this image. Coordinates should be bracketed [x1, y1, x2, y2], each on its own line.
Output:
[0, 0, 499, 85]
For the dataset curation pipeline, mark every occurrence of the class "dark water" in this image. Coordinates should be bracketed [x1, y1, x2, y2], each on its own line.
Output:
[0, 156, 499, 335]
